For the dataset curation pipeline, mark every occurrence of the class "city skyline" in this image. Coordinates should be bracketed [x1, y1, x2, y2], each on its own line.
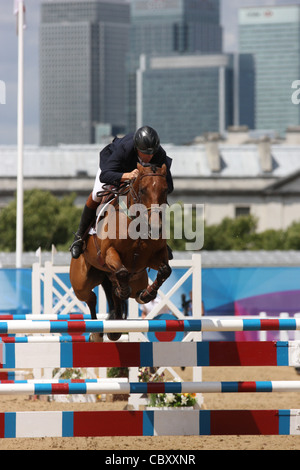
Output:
[0, 0, 299, 145]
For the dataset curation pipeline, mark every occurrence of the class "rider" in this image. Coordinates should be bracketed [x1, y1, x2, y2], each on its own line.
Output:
[70, 126, 174, 259]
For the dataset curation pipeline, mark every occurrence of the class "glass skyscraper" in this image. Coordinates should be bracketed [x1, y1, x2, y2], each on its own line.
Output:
[140, 54, 233, 144]
[40, 0, 224, 145]
[40, 0, 130, 146]
[239, 5, 300, 136]
[130, 0, 222, 56]
[127, 0, 223, 132]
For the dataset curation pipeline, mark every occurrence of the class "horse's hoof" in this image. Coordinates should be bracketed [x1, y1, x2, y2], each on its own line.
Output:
[135, 290, 146, 304]
[158, 264, 172, 283]
[107, 332, 122, 341]
[89, 333, 103, 343]
[136, 289, 157, 304]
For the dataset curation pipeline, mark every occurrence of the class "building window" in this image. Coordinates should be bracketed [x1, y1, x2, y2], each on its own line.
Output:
[173, 23, 188, 52]
[235, 206, 250, 218]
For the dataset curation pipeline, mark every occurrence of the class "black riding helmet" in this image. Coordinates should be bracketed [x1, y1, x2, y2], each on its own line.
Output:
[134, 126, 160, 155]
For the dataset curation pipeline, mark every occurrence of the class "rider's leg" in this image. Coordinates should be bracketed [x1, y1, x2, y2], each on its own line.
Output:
[70, 193, 98, 259]
[70, 169, 104, 259]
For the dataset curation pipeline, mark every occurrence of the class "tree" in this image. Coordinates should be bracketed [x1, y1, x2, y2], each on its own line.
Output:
[284, 222, 300, 250]
[203, 215, 258, 250]
[0, 189, 81, 251]
[202, 215, 300, 251]
[253, 229, 286, 250]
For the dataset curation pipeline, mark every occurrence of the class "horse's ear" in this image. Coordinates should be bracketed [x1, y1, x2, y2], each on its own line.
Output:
[137, 162, 143, 172]
[161, 164, 167, 174]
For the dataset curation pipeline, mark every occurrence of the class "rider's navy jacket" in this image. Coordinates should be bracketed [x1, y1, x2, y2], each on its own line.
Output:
[99, 133, 174, 193]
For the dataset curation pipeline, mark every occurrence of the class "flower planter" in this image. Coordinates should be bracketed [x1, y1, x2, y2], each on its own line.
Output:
[146, 406, 194, 411]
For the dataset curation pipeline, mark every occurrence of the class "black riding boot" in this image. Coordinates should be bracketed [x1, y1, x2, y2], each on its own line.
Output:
[70, 205, 96, 259]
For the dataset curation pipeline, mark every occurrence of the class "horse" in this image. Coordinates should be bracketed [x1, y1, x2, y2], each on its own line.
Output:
[69, 163, 172, 341]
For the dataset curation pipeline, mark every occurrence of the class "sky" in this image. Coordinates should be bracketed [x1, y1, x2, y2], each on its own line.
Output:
[0, 0, 299, 146]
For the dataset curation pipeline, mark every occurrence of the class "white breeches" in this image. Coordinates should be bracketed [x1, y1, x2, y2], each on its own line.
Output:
[92, 168, 105, 203]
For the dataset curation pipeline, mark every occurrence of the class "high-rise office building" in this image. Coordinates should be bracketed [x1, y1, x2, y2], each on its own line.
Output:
[127, 0, 223, 131]
[40, 0, 224, 145]
[139, 54, 233, 144]
[40, 0, 130, 146]
[130, 0, 222, 56]
[239, 5, 300, 136]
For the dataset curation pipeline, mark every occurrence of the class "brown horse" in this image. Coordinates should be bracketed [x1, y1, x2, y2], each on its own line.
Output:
[69, 163, 172, 341]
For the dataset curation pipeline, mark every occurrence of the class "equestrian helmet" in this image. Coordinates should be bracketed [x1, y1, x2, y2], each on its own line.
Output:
[134, 126, 160, 155]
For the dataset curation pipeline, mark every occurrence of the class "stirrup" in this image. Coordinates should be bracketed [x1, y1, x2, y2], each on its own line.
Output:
[69, 234, 83, 250]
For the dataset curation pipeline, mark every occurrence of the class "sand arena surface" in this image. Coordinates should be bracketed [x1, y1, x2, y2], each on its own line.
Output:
[0, 365, 299, 450]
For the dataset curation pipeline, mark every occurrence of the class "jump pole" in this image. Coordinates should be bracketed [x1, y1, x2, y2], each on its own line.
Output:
[0, 380, 299, 395]
[0, 318, 300, 334]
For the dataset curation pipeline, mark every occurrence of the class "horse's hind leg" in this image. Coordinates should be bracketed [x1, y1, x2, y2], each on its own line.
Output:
[86, 290, 97, 320]
[84, 290, 105, 342]
[106, 292, 126, 341]
[70, 259, 103, 342]
[99, 273, 128, 341]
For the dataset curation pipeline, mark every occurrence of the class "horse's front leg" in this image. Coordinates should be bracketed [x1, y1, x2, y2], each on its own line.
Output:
[136, 262, 172, 304]
[105, 246, 131, 300]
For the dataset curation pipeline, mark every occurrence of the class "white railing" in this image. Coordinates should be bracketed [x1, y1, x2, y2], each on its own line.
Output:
[32, 261, 107, 316]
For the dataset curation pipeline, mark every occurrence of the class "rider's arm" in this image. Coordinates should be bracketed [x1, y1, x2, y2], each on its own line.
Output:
[120, 169, 139, 181]
[100, 138, 137, 186]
